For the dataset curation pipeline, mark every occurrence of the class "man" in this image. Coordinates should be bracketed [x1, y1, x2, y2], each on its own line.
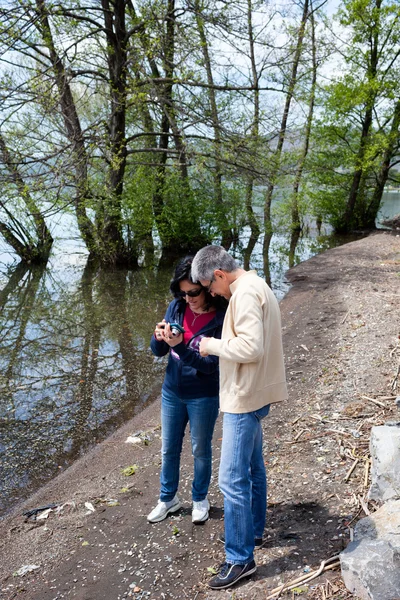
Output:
[191, 245, 288, 590]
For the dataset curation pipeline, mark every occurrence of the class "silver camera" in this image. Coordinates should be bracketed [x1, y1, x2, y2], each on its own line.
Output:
[170, 323, 185, 337]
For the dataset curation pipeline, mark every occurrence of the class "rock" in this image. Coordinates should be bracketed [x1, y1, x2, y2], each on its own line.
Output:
[381, 213, 400, 229]
[368, 425, 400, 502]
[340, 500, 400, 600]
[125, 436, 142, 445]
[13, 564, 41, 577]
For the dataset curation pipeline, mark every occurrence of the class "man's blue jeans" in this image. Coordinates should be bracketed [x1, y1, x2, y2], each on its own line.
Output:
[160, 389, 219, 502]
[219, 404, 270, 564]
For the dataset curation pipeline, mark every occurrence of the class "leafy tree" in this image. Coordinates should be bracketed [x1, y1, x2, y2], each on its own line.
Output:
[310, 0, 400, 231]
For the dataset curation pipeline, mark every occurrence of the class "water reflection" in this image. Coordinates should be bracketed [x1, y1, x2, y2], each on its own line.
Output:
[0, 262, 172, 517]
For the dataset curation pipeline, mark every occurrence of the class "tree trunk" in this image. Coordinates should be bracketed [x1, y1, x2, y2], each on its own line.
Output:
[0, 262, 30, 311]
[263, 0, 309, 274]
[367, 97, 400, 227]
[4, 265, 46, 383]
[100, 0, 130, 265]
[290, 1, 317, 233]
[288, 227, 301, 269]
[135, 0, 183, 253]
[0, 133, 53, 262]
[194, 0, 232, 249]
[153, 0, 205, 257]
[245, 0, 261, 258]
[35, 0, 98, 257]
[341, 108, 374, 230]
[342, 0, 381, 231]
[69, 263, 101, 456]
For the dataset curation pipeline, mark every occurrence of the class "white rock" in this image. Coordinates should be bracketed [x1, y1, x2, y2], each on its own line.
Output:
[125, 436, 142, 444]
[368, 425, 400, 502]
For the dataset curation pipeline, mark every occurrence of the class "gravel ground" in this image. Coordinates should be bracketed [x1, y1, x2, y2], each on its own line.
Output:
[1, 230, 399, 600]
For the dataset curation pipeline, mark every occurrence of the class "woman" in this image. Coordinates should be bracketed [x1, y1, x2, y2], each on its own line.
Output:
[148, 256, 226, 524]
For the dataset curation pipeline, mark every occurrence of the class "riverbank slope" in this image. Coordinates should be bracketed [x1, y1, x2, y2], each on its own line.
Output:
[1, 231, 399, 600]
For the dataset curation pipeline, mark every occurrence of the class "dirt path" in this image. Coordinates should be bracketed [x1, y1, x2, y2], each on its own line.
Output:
[1, 231, 399, 600]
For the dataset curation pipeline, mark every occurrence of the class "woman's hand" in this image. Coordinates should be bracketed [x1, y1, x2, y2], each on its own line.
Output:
[154, 321, 183, 346]
[154, 320, 167, 341]
[162, 322, 184, 347]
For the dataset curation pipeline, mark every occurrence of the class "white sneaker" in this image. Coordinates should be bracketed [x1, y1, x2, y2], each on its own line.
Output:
[147, 495, 181, 523]
[192, 498, 210, 523]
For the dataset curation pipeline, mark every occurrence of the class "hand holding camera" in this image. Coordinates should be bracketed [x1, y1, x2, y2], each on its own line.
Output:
[154, 320, 167, 340]
[154, 320, 185, 346]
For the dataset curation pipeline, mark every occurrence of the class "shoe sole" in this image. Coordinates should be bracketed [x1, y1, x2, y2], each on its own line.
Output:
[147, 502, 181, 523]
[208, 565, 257, 590]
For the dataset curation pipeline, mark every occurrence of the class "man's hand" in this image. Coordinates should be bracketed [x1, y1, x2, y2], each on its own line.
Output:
[199, 337, 211, 356]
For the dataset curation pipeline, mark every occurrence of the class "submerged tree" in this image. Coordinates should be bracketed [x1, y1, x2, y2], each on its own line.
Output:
[0, 133, 53, 263]
[3, 0, 398, 269]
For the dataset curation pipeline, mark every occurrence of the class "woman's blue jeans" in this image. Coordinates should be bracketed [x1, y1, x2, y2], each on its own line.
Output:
[219, 404, 270, 564]
[160, 389, 219, 502]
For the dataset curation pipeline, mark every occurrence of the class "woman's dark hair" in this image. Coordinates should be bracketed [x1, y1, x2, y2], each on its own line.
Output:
[169, 255, 196, 297]
[169, 255, 227, 311]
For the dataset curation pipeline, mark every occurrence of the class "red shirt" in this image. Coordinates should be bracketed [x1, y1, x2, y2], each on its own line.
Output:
[182, 306, 215, 344]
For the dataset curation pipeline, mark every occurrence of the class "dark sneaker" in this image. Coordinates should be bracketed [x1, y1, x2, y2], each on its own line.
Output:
[217, 533, 264, 547]
[208, 560, 257, 590]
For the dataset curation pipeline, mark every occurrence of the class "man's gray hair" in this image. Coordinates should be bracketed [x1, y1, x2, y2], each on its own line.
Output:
[191, 245, 238, 281]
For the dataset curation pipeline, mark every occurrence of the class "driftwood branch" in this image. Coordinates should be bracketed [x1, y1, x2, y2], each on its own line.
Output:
[263, 555, 341, 599]
[361, 395, 386, 408]
[344, 458, 359, 482]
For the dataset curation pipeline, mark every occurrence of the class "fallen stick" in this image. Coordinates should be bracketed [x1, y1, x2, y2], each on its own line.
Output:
[264, 556, 341, 599]
[291, 415, 302, 425]
[285, 431, 349, 445]
[363, 458, 370, 489]
[345, 458, 359, 482]
[294, 428, 307, 441]
[347, 507, 363, 527]
[391, 364, 400, 392]
[341, 310, 350, 324]
[326, 428, 353, 437]
[359, 494, 370, 516]
[390, 344, 399, 358]
[360, 395, 386, 408]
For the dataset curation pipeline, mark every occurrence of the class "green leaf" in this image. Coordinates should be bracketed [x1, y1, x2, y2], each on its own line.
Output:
[121, 465, 138, 476]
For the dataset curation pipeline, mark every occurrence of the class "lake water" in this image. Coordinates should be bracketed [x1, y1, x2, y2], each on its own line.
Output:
[0, 192, 399, 519]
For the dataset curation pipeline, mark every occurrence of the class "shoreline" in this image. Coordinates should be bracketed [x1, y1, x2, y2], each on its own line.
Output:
[0, 384, 164, 524]
[1, 230, 399, 600]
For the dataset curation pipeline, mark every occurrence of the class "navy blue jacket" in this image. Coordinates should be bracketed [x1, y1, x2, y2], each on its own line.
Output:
[150, 298, 226, 399]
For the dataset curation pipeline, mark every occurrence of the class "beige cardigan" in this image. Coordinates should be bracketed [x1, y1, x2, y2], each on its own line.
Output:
[206, 270, 288, 413]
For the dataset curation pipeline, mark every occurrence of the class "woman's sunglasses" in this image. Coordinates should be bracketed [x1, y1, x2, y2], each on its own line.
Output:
[177, 288, 203, 298]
